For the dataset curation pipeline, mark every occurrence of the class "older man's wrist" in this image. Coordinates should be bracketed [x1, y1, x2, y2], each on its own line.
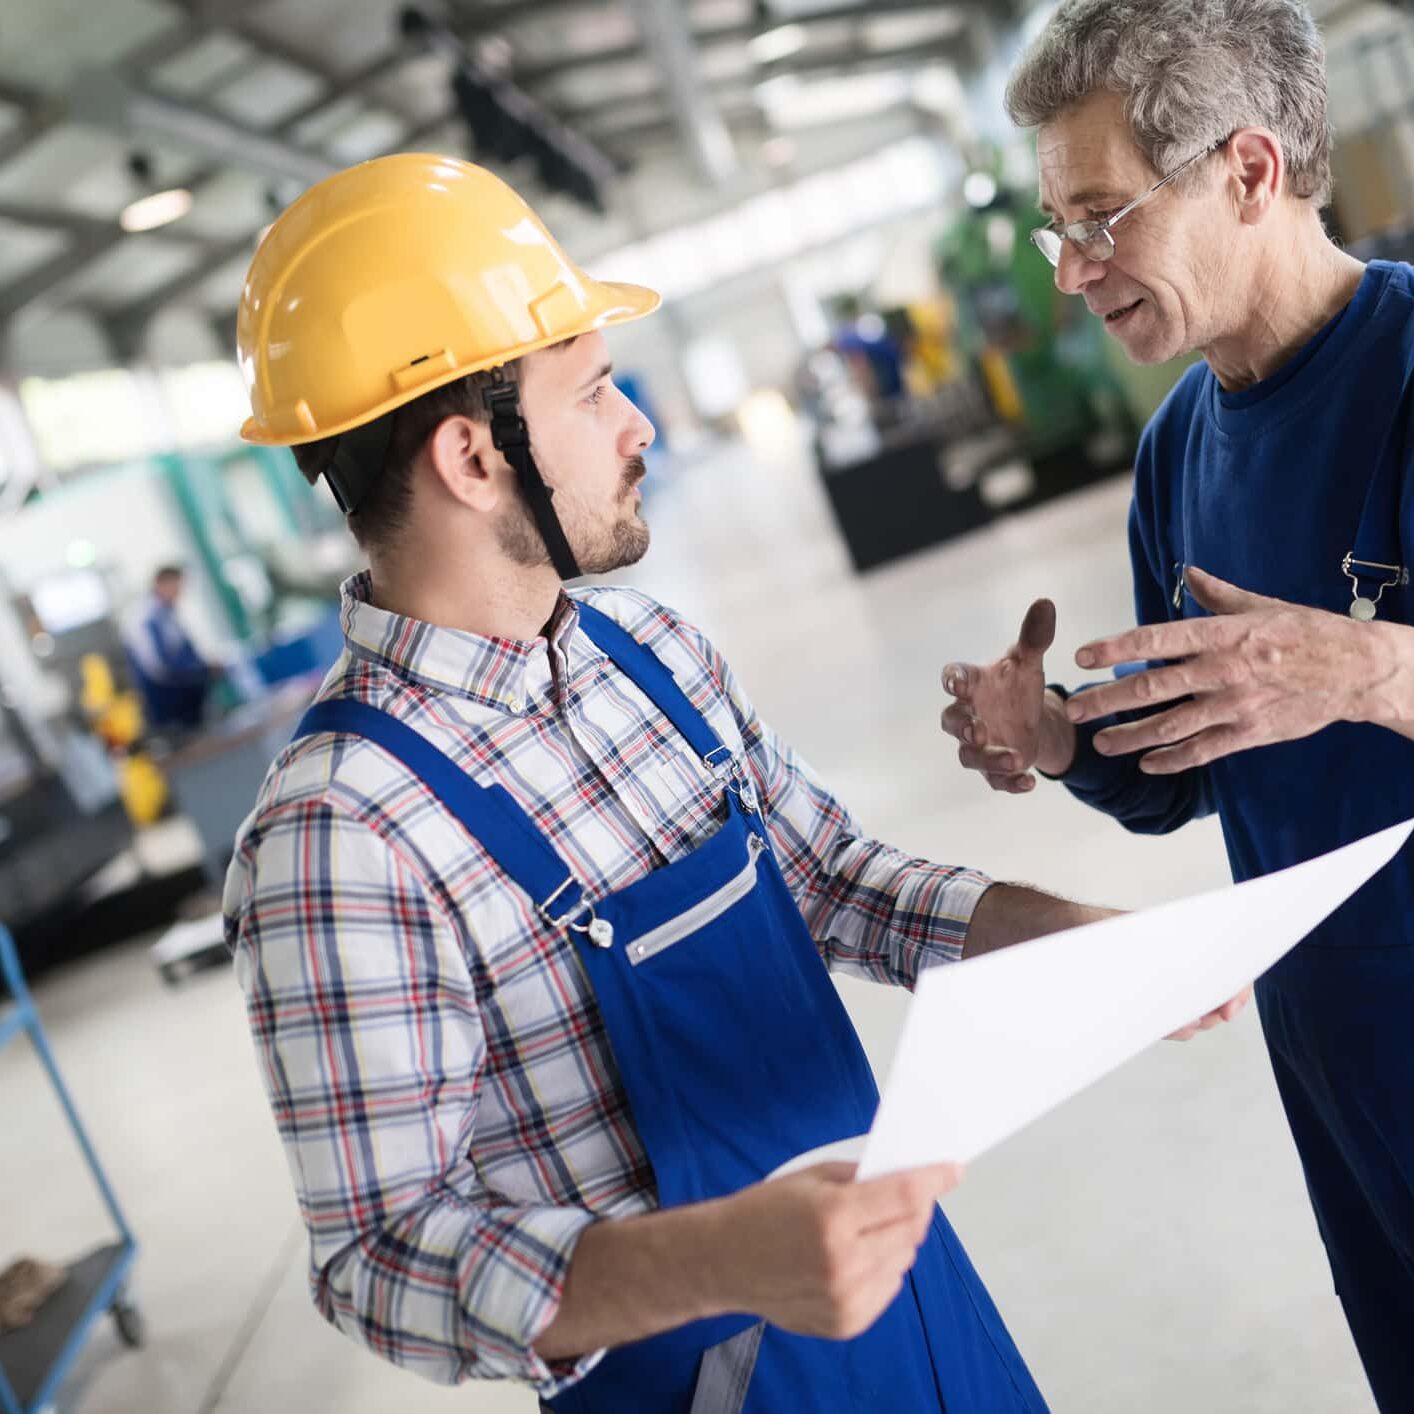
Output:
[1349, 620, 1414, 729]
[1036, 689, 1079, 778]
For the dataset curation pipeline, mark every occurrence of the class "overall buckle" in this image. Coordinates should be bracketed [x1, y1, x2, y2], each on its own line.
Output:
[538, 877, 614, 948]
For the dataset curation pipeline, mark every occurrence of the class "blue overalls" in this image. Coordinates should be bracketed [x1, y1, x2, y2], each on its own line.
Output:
[295, 602, 1047, 1413]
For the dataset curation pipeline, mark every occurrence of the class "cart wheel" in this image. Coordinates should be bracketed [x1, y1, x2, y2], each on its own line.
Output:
[111, 1297, 145, 1348]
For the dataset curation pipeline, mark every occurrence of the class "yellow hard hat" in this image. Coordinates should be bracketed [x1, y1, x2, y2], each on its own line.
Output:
[237, 153, 660, 446]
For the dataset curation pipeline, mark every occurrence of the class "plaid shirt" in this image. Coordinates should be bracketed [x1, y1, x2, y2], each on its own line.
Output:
[224, 572, 990, 1396]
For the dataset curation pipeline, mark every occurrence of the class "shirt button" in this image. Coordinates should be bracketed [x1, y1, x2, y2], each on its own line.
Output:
[508, 697, 524, 713]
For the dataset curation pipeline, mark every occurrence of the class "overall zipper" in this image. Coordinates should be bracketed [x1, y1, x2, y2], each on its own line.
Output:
[627, 833, 767, 967]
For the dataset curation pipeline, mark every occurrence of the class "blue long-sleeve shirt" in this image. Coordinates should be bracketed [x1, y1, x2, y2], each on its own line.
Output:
[1063, 260, 1414, 947]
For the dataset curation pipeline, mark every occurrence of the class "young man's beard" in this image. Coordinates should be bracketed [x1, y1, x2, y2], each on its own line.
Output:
[495, 456, 650, 576]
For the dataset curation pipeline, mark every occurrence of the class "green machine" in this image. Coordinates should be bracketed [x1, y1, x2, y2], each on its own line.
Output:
[935, 177, 1142, 495]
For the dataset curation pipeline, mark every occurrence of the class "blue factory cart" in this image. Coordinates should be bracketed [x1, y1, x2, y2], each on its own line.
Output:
[0, 925, 141, 1414]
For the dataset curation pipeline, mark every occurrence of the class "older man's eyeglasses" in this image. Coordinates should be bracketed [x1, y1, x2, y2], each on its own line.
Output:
[1030, 134, 1232, 268]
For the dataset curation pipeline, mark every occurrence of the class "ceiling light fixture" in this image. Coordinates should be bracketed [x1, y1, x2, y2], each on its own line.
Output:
[119, 151, 193, 233]
[749, 23, 807, 64]
[119, 187, 194, 232]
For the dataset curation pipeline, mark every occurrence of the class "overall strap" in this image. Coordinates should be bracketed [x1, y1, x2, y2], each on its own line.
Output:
[293, 699, 593, 929]
[575, 601, 728, 767]
[1346, 440, 1409, 609]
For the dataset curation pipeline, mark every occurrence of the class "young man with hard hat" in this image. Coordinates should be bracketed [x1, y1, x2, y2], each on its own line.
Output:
[225, 154, 1240, 1412]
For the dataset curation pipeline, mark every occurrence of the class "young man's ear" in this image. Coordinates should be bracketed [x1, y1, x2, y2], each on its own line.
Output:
[425, 414, 503, 511]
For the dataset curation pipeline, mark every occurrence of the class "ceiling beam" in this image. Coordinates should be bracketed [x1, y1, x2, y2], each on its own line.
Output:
[593, 98, 764, 154]
[101, 100, 493, 334]
[102, 92, 598, 337]
[0, 45, 419, 326]
[570, 35, 964, 128]
[105, 231, 255, 339]
[0, 199, 225, 254]
[626, 0, 738, 184]
[768, 0, 974, 19]
[510, 1, 972, 89]
[89, 27, 600, 335]
[97, 29, 963, 331]
[15, 0, 969, 336]
[117, 14, 212, 73]
[449, 0, 616, 29]
[102, 87, 576, 334]
[0, 228, 134, 324]
[70, 70, 339, 185]
[0, 103, 68, 170]
[0, 79, 45, 110]
[591, 96, 938, 163]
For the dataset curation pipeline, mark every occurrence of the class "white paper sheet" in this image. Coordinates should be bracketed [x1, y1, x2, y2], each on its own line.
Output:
[849, 818, 1412, 1180]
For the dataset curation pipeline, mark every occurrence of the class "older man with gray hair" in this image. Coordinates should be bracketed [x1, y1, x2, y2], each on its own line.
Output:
[940, 0, 1414, 1405]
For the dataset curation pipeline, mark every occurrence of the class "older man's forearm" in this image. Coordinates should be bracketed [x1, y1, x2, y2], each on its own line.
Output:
[962, 883, 1117, 960]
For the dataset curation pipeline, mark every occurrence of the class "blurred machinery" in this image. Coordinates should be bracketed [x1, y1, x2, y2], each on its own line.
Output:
[1326, 20, 1414, 264]
[802, 154, 1152, 574]
[400, 6, 618, 212]
[934, 171, 1139, 495]
[0, 569, 134, 965]
[0, 444, 358, 975]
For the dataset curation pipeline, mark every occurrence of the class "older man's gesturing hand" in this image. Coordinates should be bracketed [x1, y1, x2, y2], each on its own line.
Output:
[1064, 567, 1398, 774]
[941, 599, 1078, 791]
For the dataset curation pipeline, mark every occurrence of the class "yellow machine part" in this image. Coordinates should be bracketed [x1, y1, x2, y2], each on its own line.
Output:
[119, 753, 168, 828]
[904, 298, 960, 392]
[79, 653, 116, 716]
[80, 653, 146, 750]
[978, 346, 1025, 424]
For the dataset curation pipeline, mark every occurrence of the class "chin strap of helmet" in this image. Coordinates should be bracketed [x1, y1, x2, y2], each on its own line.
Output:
[484, 365, 582, 581]
[321, 366, 582, 581]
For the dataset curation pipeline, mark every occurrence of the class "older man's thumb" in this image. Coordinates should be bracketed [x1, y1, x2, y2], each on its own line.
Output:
[1184, 566, 1258, 614]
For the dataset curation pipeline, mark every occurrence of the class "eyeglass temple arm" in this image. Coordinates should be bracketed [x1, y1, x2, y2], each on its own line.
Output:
[1101, 136, 1230, 233]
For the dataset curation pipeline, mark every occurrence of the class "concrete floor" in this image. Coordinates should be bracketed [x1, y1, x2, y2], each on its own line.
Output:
[3, 429, 1375, 1412]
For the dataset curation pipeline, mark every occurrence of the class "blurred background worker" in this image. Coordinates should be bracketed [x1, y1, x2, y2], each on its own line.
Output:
[123, 566, 214, 731]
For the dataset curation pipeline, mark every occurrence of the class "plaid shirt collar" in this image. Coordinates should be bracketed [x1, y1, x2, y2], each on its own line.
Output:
[338, 571, 602, 714]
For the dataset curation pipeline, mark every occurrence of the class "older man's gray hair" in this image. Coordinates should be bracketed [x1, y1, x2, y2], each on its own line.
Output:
[1005, 0, 1332, 205]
